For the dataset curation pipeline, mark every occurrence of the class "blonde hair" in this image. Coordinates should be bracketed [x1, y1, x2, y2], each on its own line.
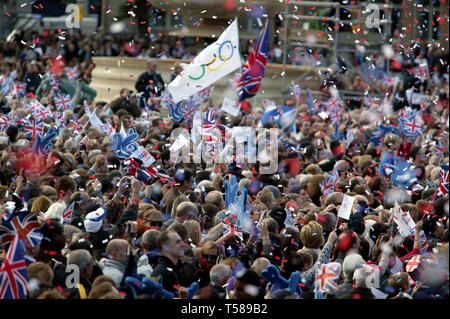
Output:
[201, 241, 218, 255]
[205, 190, 225, 210]
[31, 195, 52, 215]
[184, 220, 202, 245]
[300, 220, 324, 249]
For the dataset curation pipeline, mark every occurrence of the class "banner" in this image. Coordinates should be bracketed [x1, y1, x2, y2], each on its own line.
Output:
[167, 19, 241, 103]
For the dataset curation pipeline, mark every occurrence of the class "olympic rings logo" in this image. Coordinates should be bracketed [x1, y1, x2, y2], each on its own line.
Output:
[188, 40, 235, 81]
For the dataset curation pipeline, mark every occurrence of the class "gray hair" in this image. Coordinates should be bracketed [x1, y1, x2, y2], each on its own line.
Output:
[353, 264, 374, 287]
[210, 264, 232, 287]
[343, 253, 366, 280]
[142, 229, 161, 251]
[68, 249, 92, 272]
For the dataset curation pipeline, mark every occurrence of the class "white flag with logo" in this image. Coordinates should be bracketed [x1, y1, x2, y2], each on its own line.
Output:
[167, 19, 242, 103]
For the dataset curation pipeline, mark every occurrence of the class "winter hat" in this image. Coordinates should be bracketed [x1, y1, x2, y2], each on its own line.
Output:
[348, 211, 365, 235]
[84, 207, 107, 233]
[263, 185, 281, 199]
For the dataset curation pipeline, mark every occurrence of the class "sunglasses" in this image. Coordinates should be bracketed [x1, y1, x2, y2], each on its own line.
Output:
[149, 221, 163, 227]
[202, 254, 217, 260]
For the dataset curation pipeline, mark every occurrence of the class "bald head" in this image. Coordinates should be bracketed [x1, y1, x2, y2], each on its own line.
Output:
[250, 257, 270, 275]
[210, 264, 232, 287]
[105, 239, 128, 265]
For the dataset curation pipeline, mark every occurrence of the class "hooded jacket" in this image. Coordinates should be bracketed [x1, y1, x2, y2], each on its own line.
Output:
[151, 255, 188, 294]
[99, 258, 126, 287]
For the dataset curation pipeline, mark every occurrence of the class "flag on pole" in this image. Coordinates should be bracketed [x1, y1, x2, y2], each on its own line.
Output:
[0, 235, 29, 299]
[237, 19, 269, 102]
[54, 94, 73, 111]
[23, 120, 45, 140]
[319, 169, 340, 197]
[167, 19, 241, 103]
[431, 170, 449, 201]
[62, 202, 75, 226]
[0, 210, 43, 251]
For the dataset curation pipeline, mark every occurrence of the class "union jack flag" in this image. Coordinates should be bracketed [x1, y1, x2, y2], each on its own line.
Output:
[202, 107, 217, 142]
[223, 219, 243, 241]
[49, 74, 59, 91]
[32, 106, 53, 122]
[12, 81, 26, 96]
[315, 263, 340, 292]
[319, 169, 340, 197]
[237, 19, 269, 102]
[434, 140, 446, 157]
[0, 210, 43, 251]
[399, 115, 423, 137]
[62, 202, 75, 226]
[54, 94, 73, 111]
[66, 66, 79, 81]
[431, 170, 449, 201]
[23, 120, 45, 139]
[0, 116, 8, 130]
[0, 235, 29, 299]
[100, 120, 116, 137]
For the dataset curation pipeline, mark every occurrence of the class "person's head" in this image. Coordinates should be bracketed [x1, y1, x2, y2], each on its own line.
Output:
[67, 249, 94, 280]
[170, 194, 189, 218]
[147, 61, 157, 73]
[44, 202, 66, 223]
[250, 201, 269, 223]
[383, 133, 400, 152]
[87, 281, 119, 299]
[56, 175, 76, 201]
[400, 203, 420, 222]
[141, 229, 161, 252]
[205, 190, 225, 211]
[342, 254, 366, 281]
[299, 220, 324, 249]
[30, 196, 52, 216]
[316, 212, 337, 234]
[183, 219, 202, 246]
[27, 262, 53, 291]
[210, 264, 232, 287]
[306, 174, 326, 205]
[201, 241, 218, 268]
[387, 272, 410, 296]
[157, 230, 184, 262]
[423, 214, 445, 239]
[175, 201, 198, 222]
[105, 239, 128, 266]
[233, 269, 262, 299]
[142, 209, 166, 230]
[338, 230, 361, 254]
[257, 189, 276, 210]
[92, 275, 118, 289]
[39, 219, 66, 251]
[353, 264, 376, 288]
[250, 257, 271, 276]
[174, 168, 194, 192]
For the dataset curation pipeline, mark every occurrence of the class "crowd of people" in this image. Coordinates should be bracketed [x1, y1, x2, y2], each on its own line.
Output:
[0, 26, 448, 300]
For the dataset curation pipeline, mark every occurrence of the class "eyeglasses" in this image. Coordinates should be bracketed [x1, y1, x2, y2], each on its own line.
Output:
[202, 254, 217, 260]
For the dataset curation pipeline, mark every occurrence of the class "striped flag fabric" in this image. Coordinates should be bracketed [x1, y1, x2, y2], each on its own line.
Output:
[54, 94, 73, 111]
[431, 170, 449, 201]
[319, 169, 340, 197]
[0, 210, 43, 251]
[62, 202, 75, 226]
[0, 235, 29, 299]
[23, 120, 45, 139]
[237, 19, 269, 102]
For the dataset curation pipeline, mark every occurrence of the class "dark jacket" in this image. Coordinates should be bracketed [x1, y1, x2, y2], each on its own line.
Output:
[110, 96, 141, 118]
[339, 286, 376, 299]
[135, 71, 165, 97]
[23, 71, 41, 93]
[151, 255, 188, 294]
[335, 279, 353, 298]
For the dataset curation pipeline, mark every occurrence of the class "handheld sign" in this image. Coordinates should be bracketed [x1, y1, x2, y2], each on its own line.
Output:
[338, 195, 355, 221]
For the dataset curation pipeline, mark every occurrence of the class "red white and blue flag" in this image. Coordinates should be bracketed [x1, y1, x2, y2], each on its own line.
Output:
[431, 170, 449, 201]
[32, 106, 53, 122]
[202, 107, 217, 142]
[398, 111, 423, 137]
[62, 202, 75, 226]
[54, 94, 73, 111]
[315, 263, 340, 292]
[0, 235, 29, 299]
[12, 81, 26, 97]
[23, 120, 45, 139]
[320, 169, 340, 197]
[237, 19, 269, 102]
[66, 66, 79, 81]
[223, 218, 243, 241]
[0, 210, 43, 251]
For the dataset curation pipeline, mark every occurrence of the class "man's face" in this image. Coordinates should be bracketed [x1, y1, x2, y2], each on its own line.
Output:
[114, 242, 128, 265]
[165, 232, 184, 260]
[233, 279, 258, 299]
[202, 247, 218, 268]
[148, 63, 157, 73]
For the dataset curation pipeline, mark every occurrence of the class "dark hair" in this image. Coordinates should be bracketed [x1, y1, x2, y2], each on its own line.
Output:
[39, 219, 65, 250]
[6, 125, 19, 143]
[422, 215, 441, 236]
[56, 176, 76, 194]
[369, 222, 388, 242]
[157, 230, 176, 250]
[171, 223, 188, 241]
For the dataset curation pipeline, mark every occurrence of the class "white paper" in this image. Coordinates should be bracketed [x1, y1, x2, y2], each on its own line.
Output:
[170, 133, 190, 153]
[130, 145, 155, 167]
[393, 201, 415, 237]
[371, 287, 388, 299]
[221, 97, 240, 116]
[338, 195, 355, 220]
[318, 111, 329, 120]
